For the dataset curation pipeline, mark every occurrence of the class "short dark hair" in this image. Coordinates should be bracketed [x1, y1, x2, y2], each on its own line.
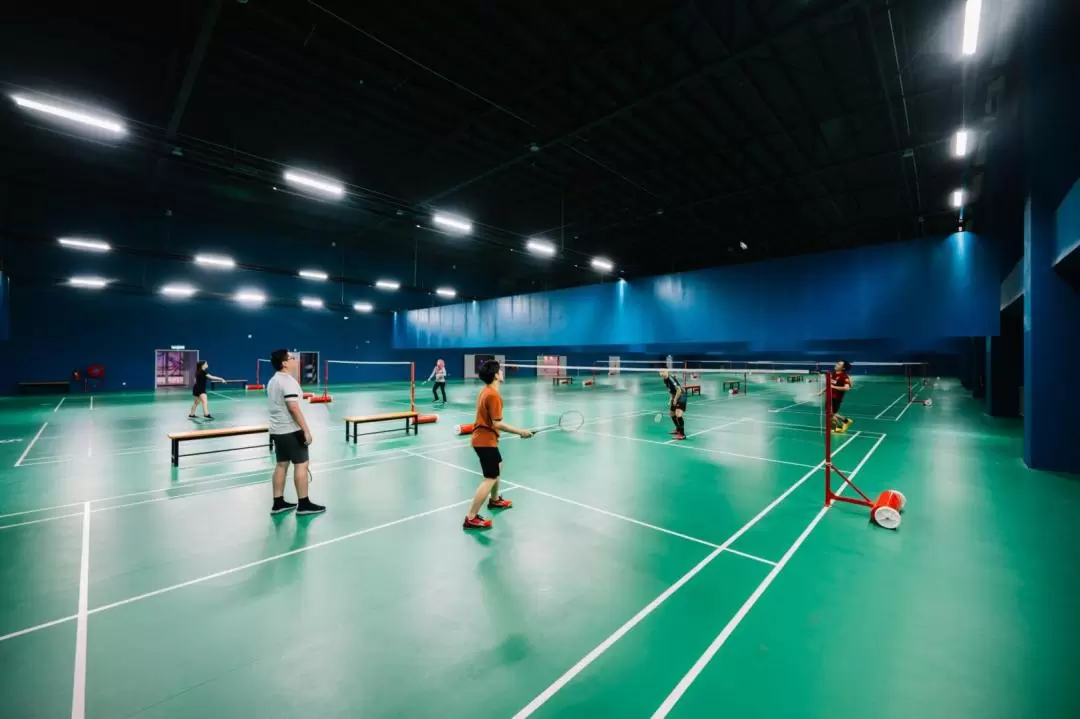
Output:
[840, 360, 851, 371]
[478, 359, 500, 384]
[271, 349, 290, 371]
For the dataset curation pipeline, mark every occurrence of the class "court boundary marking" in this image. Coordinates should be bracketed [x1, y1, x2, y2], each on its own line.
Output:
[509, 431, 865, 718]
[0, 420, 861, 648]
[404, 449, 777, 563]
[650, 432, 887, 716]
[0, 406, 663, 528]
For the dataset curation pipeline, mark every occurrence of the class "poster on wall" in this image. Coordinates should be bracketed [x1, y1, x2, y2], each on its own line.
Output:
[463, 354, 506, 380]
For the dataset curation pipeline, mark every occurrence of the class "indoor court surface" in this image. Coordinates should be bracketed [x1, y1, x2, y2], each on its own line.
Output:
[2, 373, 1077, 718]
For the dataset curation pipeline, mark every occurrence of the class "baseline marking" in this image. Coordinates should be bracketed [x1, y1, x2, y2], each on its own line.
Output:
[54, 397, 66, 412]
[406, 450, 724, 552]
[651, 433, 886, 717]
[14, 422, 48, 467]
[71, 502, 90, 719]
[874, 391, 908, 420]
[510, 432, 862, 718]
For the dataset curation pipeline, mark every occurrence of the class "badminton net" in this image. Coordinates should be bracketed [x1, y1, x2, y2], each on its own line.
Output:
[503, 362, 814, 396]
[246, 357, 299, 391]
[312, 360, 415, 410]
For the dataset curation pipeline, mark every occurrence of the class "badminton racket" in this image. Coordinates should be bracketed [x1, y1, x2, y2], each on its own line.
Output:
[532, 410, 585, 435]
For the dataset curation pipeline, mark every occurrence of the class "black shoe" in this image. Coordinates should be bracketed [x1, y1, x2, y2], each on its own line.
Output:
[297, 499, 326, 515]
[271, 498, 297, 515]
[205, 414, 215, 420]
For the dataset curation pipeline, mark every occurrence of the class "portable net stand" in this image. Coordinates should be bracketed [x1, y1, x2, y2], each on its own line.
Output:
[246, 358, 300, 391]
[824, 371, 907, 529]
[312, 360, 415, 410]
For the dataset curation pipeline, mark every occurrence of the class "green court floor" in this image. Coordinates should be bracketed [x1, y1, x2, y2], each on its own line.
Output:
[1, 373, 1078, 718]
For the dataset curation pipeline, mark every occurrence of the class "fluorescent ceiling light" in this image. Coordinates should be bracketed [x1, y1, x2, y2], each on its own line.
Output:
[739, 241, 748, 250]
[953, 129, 970, 157]
[69, 276, 108, 289]
[375, 279, 400, 291]
[951, 189, 966, 208]
[435, 287, 456, 298]
[526, 238, 556, 257]
[298, 269, 328, 281]
[591, 257, 614, 272]
[962, 0, 982, 56]
[283, 170, 345, 198]
[195, 254, 236, 269]
[432, 213, 472, 234]
[353, 301, 374, 312]
[58, 237, 111, 252]
[161, 283, 197, 298]
[301, 297, 324, 309]
[12, 95, 126, 136]
[234, 289, 266, 305]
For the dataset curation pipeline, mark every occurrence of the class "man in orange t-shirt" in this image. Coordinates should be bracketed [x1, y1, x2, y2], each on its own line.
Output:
[464, 359, 532, 529]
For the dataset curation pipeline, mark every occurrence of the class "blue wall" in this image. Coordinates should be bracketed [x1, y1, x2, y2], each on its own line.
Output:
[3, 283, 394, 392]
[1055, 179, 1080, 265]
[396, 234, 999, 350]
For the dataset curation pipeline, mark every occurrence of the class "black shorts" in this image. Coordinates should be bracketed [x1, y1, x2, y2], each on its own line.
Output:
[272, 430, 309, 464]
[474, 446, 502, 478]
[192, 385, 206, 397]
[670, 396, 687, 412]
[831, 394, 845, 413]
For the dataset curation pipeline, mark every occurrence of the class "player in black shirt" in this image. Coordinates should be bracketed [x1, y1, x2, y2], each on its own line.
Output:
[188, 360, 225, 420]
[660, 370, 687, 440]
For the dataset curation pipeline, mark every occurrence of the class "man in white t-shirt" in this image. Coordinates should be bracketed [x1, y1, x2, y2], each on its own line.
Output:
[267, 349, 325, 515]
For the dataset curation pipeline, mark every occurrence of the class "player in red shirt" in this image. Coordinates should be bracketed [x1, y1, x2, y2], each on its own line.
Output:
[822, 360, 853, 433]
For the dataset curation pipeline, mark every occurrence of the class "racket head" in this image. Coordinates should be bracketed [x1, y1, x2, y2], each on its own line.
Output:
[558, 410, 585, 432]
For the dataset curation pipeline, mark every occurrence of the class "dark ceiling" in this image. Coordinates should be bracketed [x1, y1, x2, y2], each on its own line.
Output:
[1, 0, 1021, 301]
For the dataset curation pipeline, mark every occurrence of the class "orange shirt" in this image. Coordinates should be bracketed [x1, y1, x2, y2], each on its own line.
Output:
[471, 384, 503, 447]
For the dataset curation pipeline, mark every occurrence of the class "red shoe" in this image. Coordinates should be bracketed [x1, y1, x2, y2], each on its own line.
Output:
[672, 433, 687, 440]
[488, 496, 513, 510]
[668, 430, 679, 435]
[463, 514, 492, 529]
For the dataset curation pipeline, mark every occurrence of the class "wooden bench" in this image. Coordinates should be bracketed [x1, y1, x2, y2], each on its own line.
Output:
[685, 384, 702, 396]
[167, 425, 272, 467]
[344, 411, 419, 443]
[18, 380, 70, 395]
[552, 376, 573, 386]
[788, 374, 805, 383]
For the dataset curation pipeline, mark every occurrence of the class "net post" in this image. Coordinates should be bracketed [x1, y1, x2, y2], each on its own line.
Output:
[323, 360, 329, 399]
[825, 371, 833, 506]
[409, 362, 416, 412]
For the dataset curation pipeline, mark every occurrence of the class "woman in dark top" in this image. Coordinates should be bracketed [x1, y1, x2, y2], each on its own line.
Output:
[189, 360, 225, 420]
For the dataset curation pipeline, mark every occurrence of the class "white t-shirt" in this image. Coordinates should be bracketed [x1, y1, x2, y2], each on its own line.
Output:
[267, 372, 303, 435]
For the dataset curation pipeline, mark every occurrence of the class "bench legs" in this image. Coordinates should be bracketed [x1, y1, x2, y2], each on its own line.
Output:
[171, 439, 179, 467]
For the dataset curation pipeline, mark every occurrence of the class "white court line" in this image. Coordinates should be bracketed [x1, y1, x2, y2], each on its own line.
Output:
[54, 397, 66, 412]
[0, 408, 661, 522]
[874, 391, 908, 420]
[89, 396, 94, 411]
[14, 422, 48, 467]
[208, 391, 235, 401]
[651, 432, 885, 717]
[895, 384, 923, 422]
[511, 432, 862, 718]
[723, 548, 777, 567]
[665, 418, 744, 445]
[405, 450, 724, 552]
[0, 486, 520, 645]
[581, 427, 819, 470]
[71, 503, 90, 719]
[768, 400, 813, 413]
